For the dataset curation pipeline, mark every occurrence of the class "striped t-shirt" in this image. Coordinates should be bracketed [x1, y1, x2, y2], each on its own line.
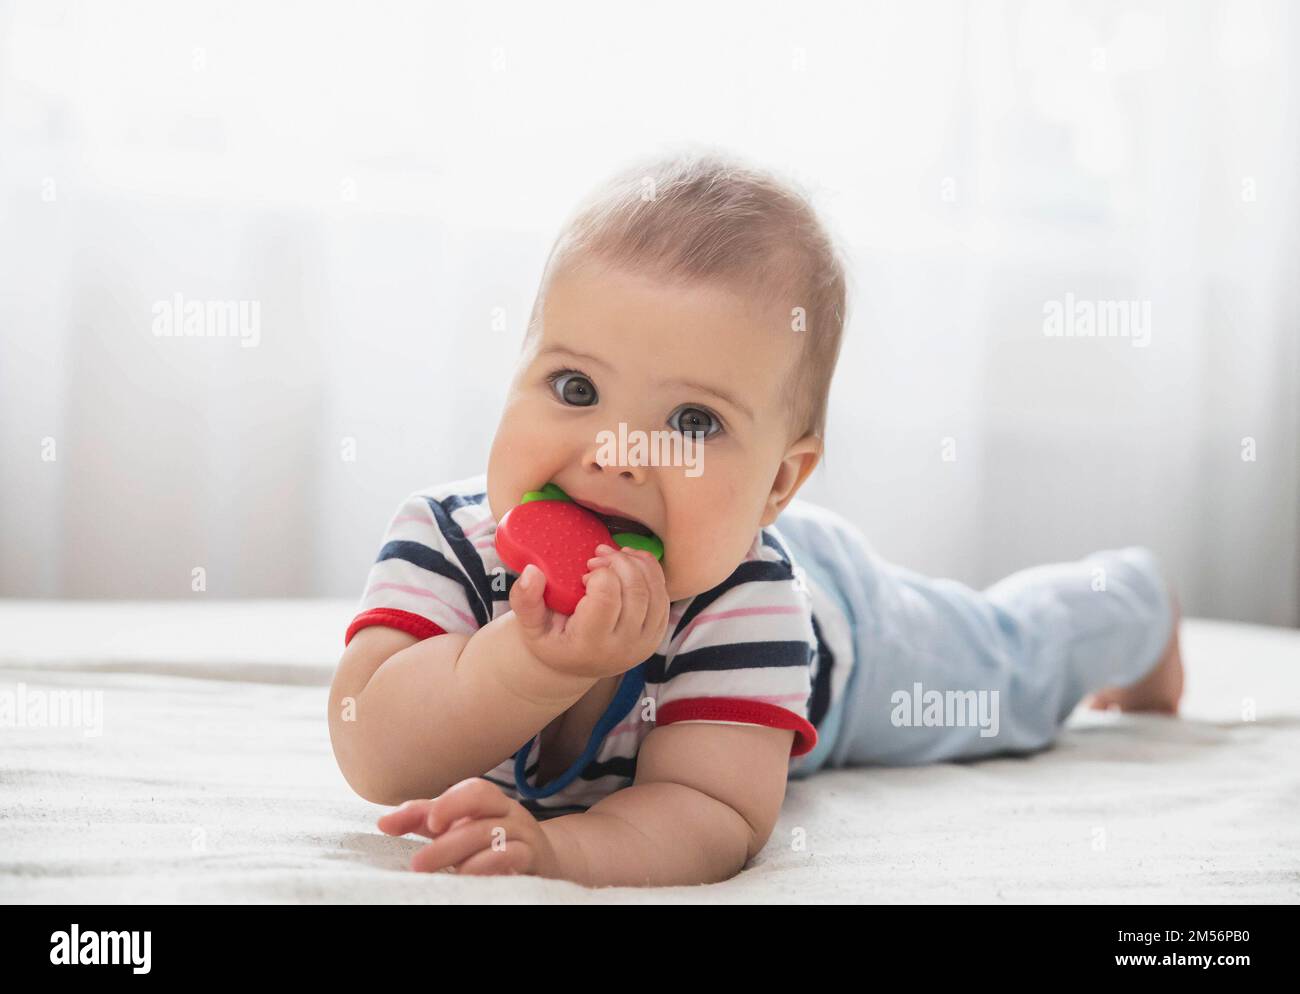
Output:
[345, 473, 853, 818]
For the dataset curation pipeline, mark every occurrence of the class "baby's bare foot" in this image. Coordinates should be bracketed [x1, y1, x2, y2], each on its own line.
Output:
[1087, 599, 1184, 715]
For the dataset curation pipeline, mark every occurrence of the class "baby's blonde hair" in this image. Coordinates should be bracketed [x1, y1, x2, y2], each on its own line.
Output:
[529, 148, 848, 445]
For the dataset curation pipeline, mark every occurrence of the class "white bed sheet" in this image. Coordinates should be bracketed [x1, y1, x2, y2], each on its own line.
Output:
[1, 600, 1297, 904]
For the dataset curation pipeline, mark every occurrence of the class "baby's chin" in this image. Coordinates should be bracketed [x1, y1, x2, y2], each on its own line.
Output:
[662, 551, 745, 603]
[658, 544, 693, 601]
[663, 568, 690, 604]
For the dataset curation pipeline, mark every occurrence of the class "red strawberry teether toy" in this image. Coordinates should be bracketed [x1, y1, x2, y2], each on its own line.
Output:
[495, 482, 664, 615]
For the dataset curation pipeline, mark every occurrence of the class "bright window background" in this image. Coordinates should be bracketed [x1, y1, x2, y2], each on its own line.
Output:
[1, 0, 1296, 625]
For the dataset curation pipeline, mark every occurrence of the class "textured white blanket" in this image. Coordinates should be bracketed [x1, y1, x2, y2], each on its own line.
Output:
[1, 601, 1297, 903]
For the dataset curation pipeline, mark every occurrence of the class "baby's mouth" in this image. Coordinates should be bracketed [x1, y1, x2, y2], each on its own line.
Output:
[571, 500, 657, 540]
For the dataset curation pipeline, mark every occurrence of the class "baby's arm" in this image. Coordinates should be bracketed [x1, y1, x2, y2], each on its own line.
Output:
[332, 543, 670, 806]
[541, 721, 794, 886]
[329, 615, 597, 805]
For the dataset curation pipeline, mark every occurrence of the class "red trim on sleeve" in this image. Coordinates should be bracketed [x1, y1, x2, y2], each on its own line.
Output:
[656, 697, 819, 757]
[345, 608, 448, 646]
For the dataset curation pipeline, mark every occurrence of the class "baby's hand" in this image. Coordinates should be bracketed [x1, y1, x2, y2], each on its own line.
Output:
[377, 778, 558, 877]
[509, 544, 669, 681]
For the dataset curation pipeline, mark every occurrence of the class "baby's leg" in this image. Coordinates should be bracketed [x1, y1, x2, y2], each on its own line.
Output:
[796, 508, 1178, 767]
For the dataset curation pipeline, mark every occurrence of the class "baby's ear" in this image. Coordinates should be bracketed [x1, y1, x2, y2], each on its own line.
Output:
[760, 435, 822, 527]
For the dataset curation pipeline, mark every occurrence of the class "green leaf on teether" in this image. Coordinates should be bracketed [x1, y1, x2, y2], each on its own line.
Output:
[612, 532, 664, 561]
[520, 482, 571, 504]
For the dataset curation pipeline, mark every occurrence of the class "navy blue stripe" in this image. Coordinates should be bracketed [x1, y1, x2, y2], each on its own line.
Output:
[423, 493, 495, 627]
[432, 488, 515, 603]
[376, 539, 488, 628]
[441, 490, 488, 516]
[807, 615, 833, 730]
[670, 559, 796, 640]
[520, 800, 591, 819]
[762, 529, 793, 564]
[578, 755, 637, 782]
[491, 759, 540, 779]
[638, 652, 669, 684]
[650, 639, 812, 680]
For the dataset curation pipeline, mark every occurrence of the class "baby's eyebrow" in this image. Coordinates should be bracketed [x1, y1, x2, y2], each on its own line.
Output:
[538, 345, 614, 371]
[656, 375, 754, 423]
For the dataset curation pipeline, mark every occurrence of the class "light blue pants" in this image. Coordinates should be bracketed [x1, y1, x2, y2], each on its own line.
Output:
[775, 499, 1175, 777]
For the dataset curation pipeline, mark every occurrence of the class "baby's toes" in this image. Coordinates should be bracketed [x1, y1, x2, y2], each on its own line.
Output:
[1086, 689, 1122, 711]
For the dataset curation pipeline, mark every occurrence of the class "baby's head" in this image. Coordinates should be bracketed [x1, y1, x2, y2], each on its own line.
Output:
[487, 150, 847, 602]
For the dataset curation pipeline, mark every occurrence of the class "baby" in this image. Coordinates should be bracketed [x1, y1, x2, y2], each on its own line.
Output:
[327, 150, 1183, 887]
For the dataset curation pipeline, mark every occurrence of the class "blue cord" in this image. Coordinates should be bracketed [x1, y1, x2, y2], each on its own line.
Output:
[513, 662, 647, 800]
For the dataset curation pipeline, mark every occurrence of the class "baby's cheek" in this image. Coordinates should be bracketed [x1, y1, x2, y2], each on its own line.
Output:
[662, 521, 750, 601]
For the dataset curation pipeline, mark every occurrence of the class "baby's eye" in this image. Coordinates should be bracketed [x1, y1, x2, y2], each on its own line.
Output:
[668, 405, 723, 439]
[550, 371, 598, 407]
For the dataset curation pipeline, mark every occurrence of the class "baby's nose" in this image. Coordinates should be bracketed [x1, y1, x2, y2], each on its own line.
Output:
[583, 434, 648, 482]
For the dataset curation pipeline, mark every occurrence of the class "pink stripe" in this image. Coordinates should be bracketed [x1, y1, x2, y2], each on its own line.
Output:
[608, 716, 650, 738]
[393, 513, 495, 541]
[678, 604, 803, 644]
[748, 693, 810, 706]
[364, 582, 479, 630]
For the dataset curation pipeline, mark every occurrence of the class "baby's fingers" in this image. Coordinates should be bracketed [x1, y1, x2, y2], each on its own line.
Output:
[508, 564, 551, 639]
[455, 840, 536, 876]
[426, 777, 513, 834]
[411, 818, 503, 873]
[377, 798, 437, 838]
[602, 550, 651, 636]
[621, 548, 670, 637]
[570, 558, 623, 633]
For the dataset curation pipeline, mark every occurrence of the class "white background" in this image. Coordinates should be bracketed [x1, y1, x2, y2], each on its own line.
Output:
[1, 0, 1296, 625]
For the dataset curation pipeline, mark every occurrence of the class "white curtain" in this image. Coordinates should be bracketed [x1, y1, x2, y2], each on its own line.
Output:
[1, 0, 1296, 625]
